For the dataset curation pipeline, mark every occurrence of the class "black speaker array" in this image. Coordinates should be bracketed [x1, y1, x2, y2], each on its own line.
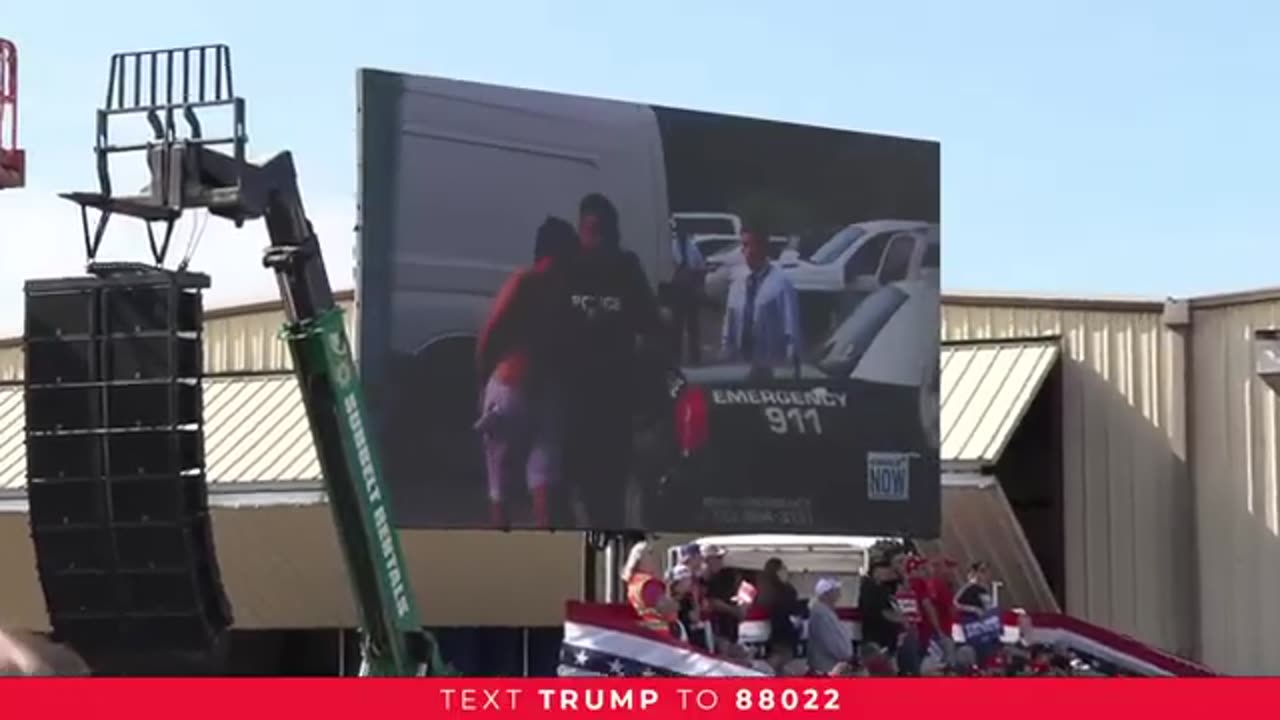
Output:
[22, 266, 231, 655]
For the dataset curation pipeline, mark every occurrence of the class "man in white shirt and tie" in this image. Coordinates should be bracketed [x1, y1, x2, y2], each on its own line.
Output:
[720, 223, 802, 366]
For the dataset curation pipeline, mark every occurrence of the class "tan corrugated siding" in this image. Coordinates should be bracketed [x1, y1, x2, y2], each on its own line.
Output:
[1189, 298, 1280, 675]
[940, 340, 1059, 466]
[0, 508, 582, 629]
[204, 376, 322, 484]
[942, 303, 1195, 658]
[0, 375, 323, 490]
[0, 343, 20, 382]
[0, 387, 23, 493]
[203, 297, 356, 374]
[0, 296, 356, 379]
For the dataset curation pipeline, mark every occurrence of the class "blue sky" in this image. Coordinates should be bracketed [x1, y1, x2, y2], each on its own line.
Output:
[1, 0, 1277, 332]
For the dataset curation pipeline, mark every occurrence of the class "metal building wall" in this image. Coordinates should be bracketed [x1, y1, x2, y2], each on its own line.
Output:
[0, 506, 584, 630]
[0, 292, 358, 381]
[942, 294, 1196, 658]
[0, 292, 1210, 652]
[202, 293, 357, 374]
[0, 341, 18, 381]
[1188, 291, 1280, 675]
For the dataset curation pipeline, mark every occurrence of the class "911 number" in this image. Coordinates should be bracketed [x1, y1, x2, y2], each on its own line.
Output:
[764, 406, 823, 435]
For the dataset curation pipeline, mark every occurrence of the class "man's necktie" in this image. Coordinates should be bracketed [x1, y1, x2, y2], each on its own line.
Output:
[741, 272, 760, 357]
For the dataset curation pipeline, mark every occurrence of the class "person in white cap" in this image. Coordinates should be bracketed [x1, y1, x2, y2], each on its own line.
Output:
[666, 563, 694, 591]
[664, 564, 698, 642]
[806, 577, 853, 676]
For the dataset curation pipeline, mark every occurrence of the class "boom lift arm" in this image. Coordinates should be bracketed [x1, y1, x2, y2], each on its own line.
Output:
[62, 44, 446, 676]
[0, 37, 24, 189]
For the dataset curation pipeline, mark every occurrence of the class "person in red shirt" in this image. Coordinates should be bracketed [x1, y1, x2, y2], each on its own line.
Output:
[475, 217, 578, 528]
[982, 647, 1009, 675]
[892, 555, 923, 675]
[928, 557, 959, 665]
[904, 556, 944, 662]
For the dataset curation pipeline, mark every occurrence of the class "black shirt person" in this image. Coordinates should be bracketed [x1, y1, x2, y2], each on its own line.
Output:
[955, 560, 1001, 665]
[555, 193, 661, 528]
[858, 558, 905, 660]
[700, 546, 749, 660]
[755, 557, 803, 673]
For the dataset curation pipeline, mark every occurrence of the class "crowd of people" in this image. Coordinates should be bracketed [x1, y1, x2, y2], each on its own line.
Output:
[3, 538, 1086, 677]
[622, 540, 1085, 677]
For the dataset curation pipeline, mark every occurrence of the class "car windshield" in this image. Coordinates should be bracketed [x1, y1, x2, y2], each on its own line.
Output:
[815, 285, 910, 377]
[794, 227, 839, 257]
[767, 239, 791, 260]
[676, 217, 736, 237]
[808, 226, 866, 265]
[922, 239, 939, 269]
[878, 232, 916, 283]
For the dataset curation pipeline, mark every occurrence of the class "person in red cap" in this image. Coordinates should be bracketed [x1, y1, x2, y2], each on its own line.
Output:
[928, 556, 959, 664]
[903, 555, 946, 667]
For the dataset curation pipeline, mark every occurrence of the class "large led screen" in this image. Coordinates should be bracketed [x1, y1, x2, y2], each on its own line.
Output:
[357, 69, 940, 537]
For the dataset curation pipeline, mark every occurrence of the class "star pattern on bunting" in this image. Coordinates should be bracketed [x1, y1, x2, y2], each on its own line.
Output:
[558, 644, 681, 678]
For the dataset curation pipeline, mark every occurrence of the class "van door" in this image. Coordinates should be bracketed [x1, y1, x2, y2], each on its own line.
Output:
[385, 74, 672, 353]
[361, 72, 674, 528]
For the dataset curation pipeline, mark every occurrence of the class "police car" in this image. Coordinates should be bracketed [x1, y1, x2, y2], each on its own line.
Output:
[633, 279, 940, 535]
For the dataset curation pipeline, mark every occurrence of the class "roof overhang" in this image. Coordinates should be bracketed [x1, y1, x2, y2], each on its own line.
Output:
[940, 338, 1061, 471]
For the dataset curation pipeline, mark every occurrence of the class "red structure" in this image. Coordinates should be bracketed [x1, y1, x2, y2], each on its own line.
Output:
[1, 38, 24, 189]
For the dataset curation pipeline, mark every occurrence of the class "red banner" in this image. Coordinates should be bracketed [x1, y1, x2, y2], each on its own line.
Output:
[0, 678, 1252, 719]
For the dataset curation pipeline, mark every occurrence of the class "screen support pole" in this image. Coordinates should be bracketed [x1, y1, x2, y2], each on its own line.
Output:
[603, 541, 621, 603]
[581, 536, 599, 602]
[586, 531, 648, 604]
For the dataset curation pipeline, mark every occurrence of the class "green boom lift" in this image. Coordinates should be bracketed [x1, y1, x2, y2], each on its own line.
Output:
[61, 44, 447, 676]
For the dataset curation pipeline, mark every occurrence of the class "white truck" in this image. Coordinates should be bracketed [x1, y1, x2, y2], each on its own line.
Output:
[778, 221, 939, 345]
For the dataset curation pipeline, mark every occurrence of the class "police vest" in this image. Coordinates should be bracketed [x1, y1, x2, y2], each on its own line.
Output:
[627, 572, 671, 635]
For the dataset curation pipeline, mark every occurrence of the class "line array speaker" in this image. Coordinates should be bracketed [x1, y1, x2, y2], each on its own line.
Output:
[22, 264, 231, 655]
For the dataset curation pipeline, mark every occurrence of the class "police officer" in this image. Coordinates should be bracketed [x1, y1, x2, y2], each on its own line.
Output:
[555, 193, 662, 529]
